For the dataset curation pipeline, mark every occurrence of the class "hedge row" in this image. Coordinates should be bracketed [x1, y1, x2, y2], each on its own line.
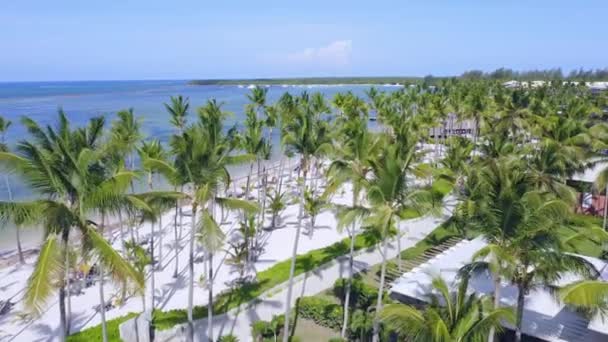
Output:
[296, 296, 344, 331]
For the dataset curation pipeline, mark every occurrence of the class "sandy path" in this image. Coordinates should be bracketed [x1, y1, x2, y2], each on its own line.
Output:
[154, 197, 456, 341]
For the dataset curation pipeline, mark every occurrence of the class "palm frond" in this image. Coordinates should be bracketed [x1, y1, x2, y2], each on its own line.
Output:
[24, 235, 63, 314]
[86, 224, 144, 291]
[215, 197, 259, 214]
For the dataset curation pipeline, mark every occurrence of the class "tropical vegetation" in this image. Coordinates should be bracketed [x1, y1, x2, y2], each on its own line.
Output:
[0, 78, 607, 342]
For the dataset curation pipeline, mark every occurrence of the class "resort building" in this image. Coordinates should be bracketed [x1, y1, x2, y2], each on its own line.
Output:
[389, 237, 608, 342]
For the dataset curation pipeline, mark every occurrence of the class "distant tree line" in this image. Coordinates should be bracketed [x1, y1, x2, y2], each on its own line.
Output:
[460, 67, 608, 81]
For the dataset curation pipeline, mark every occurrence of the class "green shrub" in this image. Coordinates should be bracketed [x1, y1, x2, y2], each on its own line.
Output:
[332, 277, 377, 310]
[252, 320, 271, 340]
[349, 309, 373, 341]
[328, 338, 346, 342]
[252, 314, 290, 341]
[297, 296, 344, 331]
[218, 334, 239, 342]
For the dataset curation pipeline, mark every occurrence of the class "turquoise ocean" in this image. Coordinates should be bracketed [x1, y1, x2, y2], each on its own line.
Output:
[0, 80, 391, 249]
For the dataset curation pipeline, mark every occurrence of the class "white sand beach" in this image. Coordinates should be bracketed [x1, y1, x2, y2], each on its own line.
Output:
[0, 158, 357, 341]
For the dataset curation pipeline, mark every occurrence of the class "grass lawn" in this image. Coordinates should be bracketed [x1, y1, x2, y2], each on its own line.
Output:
[68, 182, 454, 341]
[68, 226, 385, 341]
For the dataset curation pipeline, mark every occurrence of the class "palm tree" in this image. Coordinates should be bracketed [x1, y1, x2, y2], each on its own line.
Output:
[0, 112, 145, 341]
[458, 157, 599, 342]
[266, 188, 287, 229]
[165, 95, 190, 132]
[327, 95, 381, 337]
[147, 99, 256, 341]
[361, 141, 436, 342]
[440, 136, 473, 191]
[165, 95, 190, 277]
[380, 276, 514, 342]
[111, 108, 142, 248]
[0, 116, 20, 263]
[280, 92, 332, 342]
[239, 106, 268, 201]
[463, 82, 492, 147]
[0, 202, 41, 266]
[458, 244, 516, 342]
[138, 139, 167, 266]
[303, 188, 327, 232]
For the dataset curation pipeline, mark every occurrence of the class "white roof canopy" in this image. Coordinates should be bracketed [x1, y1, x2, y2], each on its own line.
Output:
[390, 237, 608, 341]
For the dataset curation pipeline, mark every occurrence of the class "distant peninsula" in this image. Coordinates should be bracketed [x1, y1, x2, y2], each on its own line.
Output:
[189, 68, 608, 86]
[188, 77, 423, 86]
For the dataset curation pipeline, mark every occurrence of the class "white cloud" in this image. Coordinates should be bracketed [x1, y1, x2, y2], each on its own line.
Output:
[286, 40, 352, 66]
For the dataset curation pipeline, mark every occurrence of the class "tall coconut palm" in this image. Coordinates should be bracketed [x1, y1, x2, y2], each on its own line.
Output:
[165, 95, 190, 133]
[138, 140, 168, 267]
[0, 112, 145, 341]
[280, 92, 331, 342]
[361, 141, 437, 342]
[380, 275, 514, 342]
[146, 99, 256, 341]
[164, 96, 191, 277]
[111, 108, 143, 248]
[327, 93, 381, 338]
[463, 82, 492, 147]
[458, 157, 599, 342]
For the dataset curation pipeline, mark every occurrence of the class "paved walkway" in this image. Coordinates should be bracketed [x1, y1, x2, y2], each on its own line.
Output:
[154, 197, 456, 342]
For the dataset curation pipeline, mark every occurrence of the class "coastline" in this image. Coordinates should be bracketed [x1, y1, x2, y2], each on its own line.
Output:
[0, 154, 290, 271]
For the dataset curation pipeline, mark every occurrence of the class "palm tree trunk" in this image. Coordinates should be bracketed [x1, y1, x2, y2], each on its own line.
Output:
[372, 231, 389, 342]
[57, 226, 70, 341]
[178, 185, 185, 240]
[173, 193, 180, 278]
[150, 221, 156, 314]
[207, 253, 214, 341]
[282, 165, 307, 342]
[118, 210, 126, 257]
[15, 227, 24, 264]
[64, 233, 72, 335]
[158, 213, 164, 270]
[603, 184, 608, 230]
[59, 277, 67, 342]
[488, 276, 501, 342]
[341, 223, 357, 338]
[515, 282, 526, 342]
[98, 262, 108, 342]
[187, 202, 198, 342]
[396, 230, 402, 272]
[99, 213, 108, 342]
[245, 162, 254, 200]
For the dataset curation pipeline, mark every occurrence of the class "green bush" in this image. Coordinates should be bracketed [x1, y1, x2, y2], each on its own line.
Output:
[297, 296, 344, 331]
[332, 277, 377, 310]
[252, 320, 271, 340]
[218, 334, 239, 342]
[328, 338, 346, 342]
[349, 309, 373, 341]
[252, 314, 290, 341]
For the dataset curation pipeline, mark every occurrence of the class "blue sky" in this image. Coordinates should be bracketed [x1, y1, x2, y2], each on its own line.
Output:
[1, 1, 607, 81]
